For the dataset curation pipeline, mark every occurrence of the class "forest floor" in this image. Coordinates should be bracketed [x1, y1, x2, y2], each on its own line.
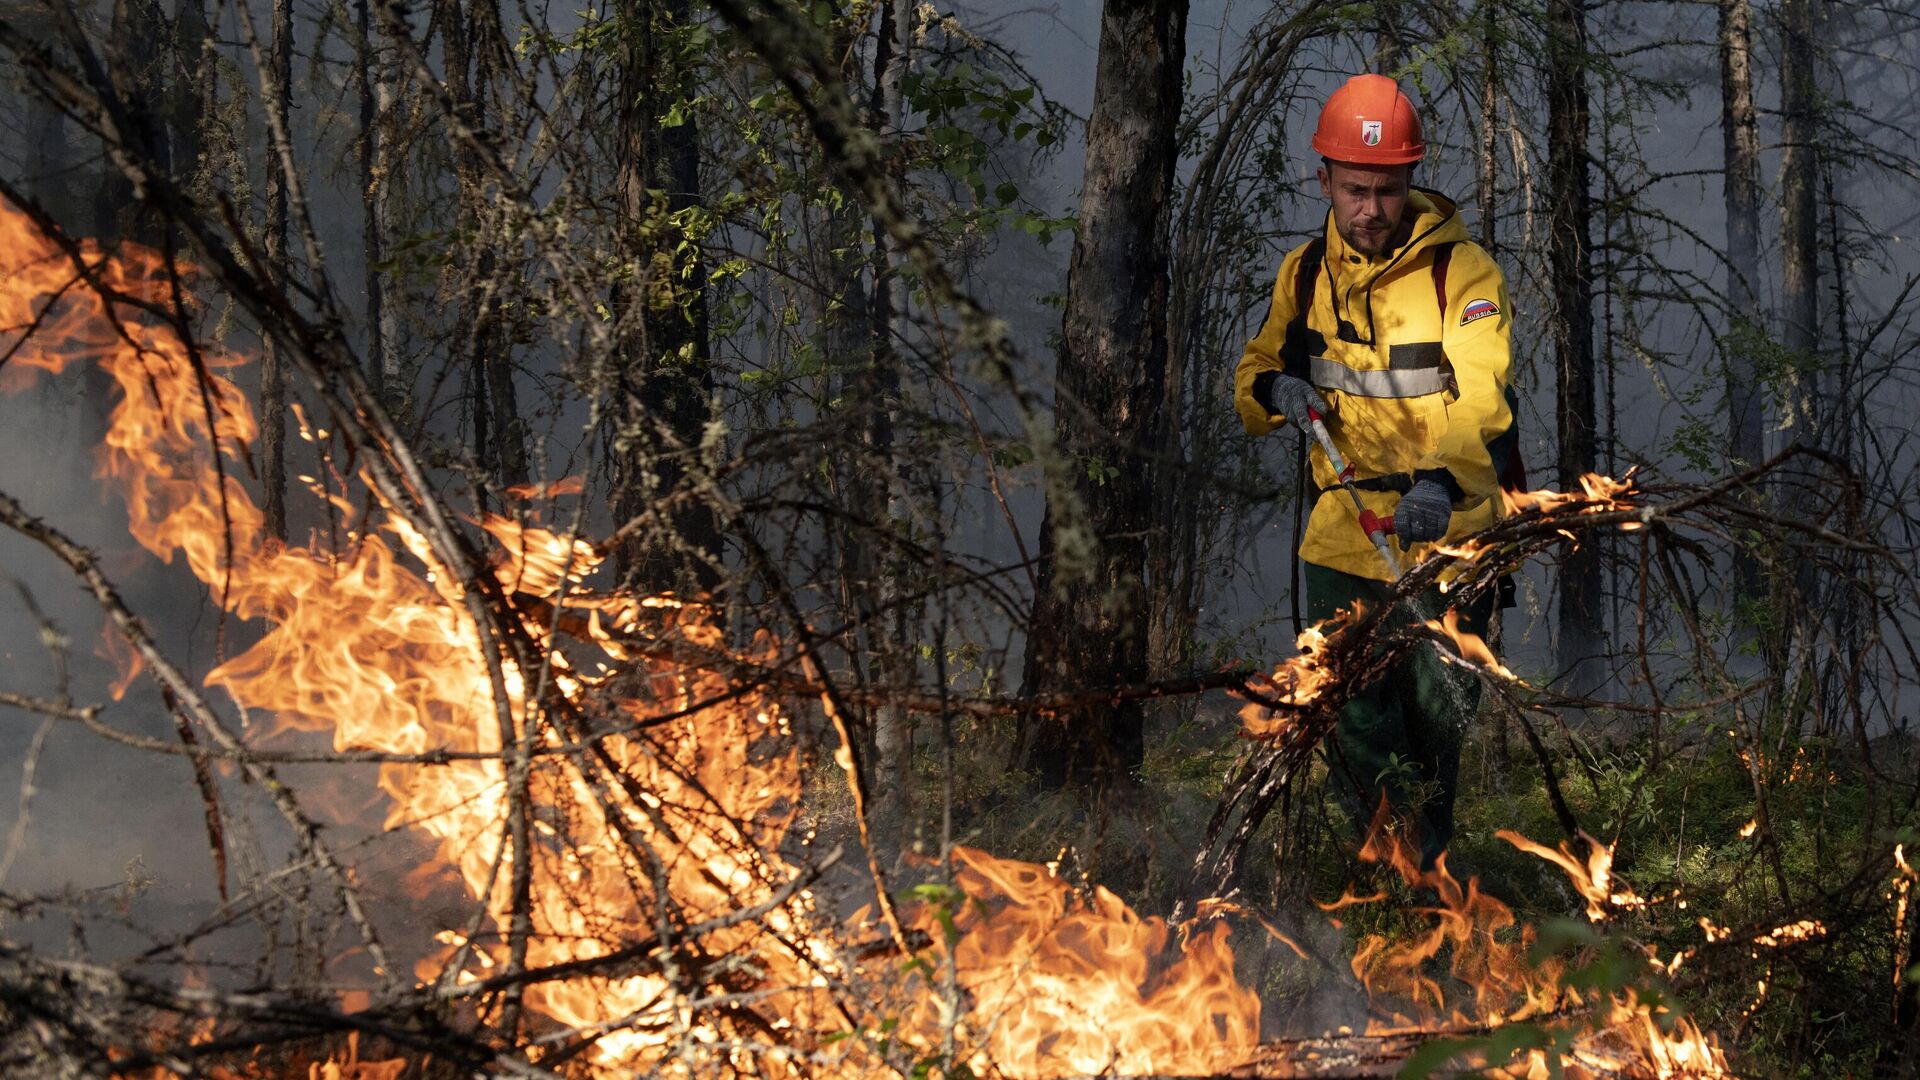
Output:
[797, 686, 1905, 1076]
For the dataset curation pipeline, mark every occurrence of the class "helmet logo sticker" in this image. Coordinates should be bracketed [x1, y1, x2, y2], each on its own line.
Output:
[1461, 298, 1500, 325]
[1361, 120, 1383, 146]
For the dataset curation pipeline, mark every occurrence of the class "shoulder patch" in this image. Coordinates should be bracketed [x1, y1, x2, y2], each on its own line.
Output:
[1460, 298, 1500, 325]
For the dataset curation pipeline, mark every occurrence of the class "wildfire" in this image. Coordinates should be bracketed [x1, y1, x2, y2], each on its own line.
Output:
[1344, 813, 1727, 1077]
[1426, 607, 1519, 683]
[1238, 609, 1356, 739]
[1502, 470, 1643, 521]
[906, 848, 1259, 1076]
[0, 203, 1273, 1077]
[1496, 831, 1647, 923]
[1, 201, 1745, 1079]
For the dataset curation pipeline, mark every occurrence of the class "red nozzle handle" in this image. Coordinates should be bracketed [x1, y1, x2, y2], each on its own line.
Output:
[1305, 405, 1323, 423]
[1358, 509, 1396, 538]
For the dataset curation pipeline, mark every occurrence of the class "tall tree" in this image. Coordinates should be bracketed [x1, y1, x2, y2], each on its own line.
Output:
[1778, 0, 1822, 425]
[1545, 0, 1602, 693]
[1775, 0, 1853, 724]
[356, 0, 397, 399]
[1019, 0, 1187, 790]
[1720, 0, 1766, 607]
[610, 0, 722, 594]
[860, 0, 915, 838]
[440, 0, 527, 498]
[1477, 0, 1498, 252]
[1720, 0, 1763, 466]
[259, 0, 292, 539]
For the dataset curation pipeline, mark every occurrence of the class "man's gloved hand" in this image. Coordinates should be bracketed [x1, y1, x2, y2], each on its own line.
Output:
[1253, 372, 1330, 425]
[1395, 479, 1455, 543]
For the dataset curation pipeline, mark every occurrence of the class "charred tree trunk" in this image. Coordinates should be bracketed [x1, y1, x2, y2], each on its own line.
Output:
[259, 0, 292, 540]
[1019, 0, 1187, 791]
[1545, 0, 1602, 695]
[610, 0, 722, 595]
[1720, 0, 1764, 604]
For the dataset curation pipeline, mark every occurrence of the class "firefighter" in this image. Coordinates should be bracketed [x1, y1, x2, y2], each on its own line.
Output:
[1234, 74, 1516, 870]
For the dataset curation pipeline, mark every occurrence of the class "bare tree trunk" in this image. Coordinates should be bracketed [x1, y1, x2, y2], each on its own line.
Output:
[259, 0, 292, 540]
[1777, 0, 1824, 622]
[610, 0, 721, 595]
[1020, 0, 1187, 791]
[1478, 0, 1507, 762]
[1720, 0, 1764, 605]
[1720, 0, 1762, 440]
[1546, 0, 1602, 694]
[356, 0, 393, 400]
[1778, 0, 1821, 410]
[1477, 0, 1498, 252]
[864, 0, 915, 843]
[439, 0, 526, 501]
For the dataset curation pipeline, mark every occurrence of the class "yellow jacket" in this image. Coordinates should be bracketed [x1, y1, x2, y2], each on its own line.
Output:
[1234, 189, 1514, 581]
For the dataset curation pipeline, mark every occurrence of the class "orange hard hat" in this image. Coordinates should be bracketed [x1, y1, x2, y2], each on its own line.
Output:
[1311, 74, 1425, 165]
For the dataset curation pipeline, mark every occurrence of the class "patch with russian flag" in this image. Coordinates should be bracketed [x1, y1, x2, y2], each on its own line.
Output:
[1460, 298, 1500, 325]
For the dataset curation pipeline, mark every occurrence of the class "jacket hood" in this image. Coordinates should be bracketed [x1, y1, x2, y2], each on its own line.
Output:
[1324, 187, 1467, 267]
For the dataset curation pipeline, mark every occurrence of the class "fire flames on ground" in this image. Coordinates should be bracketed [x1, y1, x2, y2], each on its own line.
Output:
[0, 202, 1750, 1077]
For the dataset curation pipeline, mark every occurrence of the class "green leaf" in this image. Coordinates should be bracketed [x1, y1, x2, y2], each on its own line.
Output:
[1396, 1036, 1483, 1078]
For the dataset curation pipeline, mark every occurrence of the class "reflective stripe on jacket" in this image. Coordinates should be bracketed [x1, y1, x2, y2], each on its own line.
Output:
[1234, 188, 1515, 581]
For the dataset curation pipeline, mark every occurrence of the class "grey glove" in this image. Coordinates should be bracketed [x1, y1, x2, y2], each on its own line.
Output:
[1255, 372, 1330, 425]
[1395, 479, 1455, 543]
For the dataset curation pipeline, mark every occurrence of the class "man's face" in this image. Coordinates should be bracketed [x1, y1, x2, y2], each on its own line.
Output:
[1317, 160, 1413, 257]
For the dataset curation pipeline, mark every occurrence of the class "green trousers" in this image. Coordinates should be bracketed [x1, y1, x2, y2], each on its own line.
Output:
[1305, 561, 1494, 870]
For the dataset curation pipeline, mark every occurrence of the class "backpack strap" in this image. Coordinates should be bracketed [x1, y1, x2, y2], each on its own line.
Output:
[1288, 237, 1325, 636]
[1294, 237, 1326, 321]
[1431, 240, 1455, 319]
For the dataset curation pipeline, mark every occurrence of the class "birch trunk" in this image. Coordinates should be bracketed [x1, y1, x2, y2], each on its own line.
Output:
[864, 0, 915, 842]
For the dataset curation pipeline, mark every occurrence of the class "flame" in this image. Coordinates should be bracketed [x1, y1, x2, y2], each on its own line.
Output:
[1897, 845, 1918, 999]
[0, 204, 1279, 1077]
[1348, 812, 1571, 1031]
[5, 201, 1748, 1080]
[1425, 607, 1519, 682]
[903, 847, 1260, 1076]
[1238, 608, 1355, 739]
[1336, 811, 1727, 1076]
[1495, 830, 1647, 923]
[1501, 470, 1647, 532]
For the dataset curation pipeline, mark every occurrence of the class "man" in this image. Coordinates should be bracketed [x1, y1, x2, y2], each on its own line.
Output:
[1234, 74, 1515, 869]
